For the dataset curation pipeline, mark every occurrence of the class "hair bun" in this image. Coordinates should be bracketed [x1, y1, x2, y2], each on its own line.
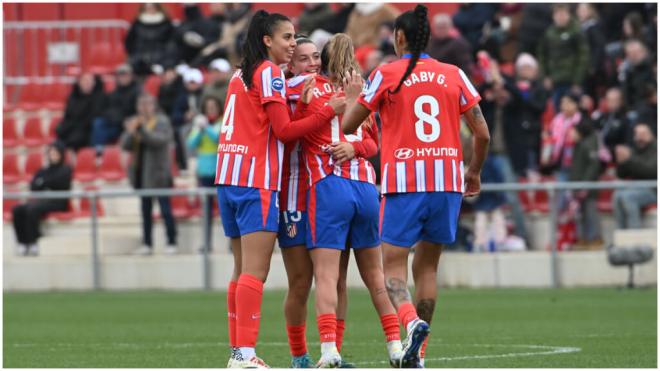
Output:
[253, 9, 270, 19]
[414, 4, 428, 16]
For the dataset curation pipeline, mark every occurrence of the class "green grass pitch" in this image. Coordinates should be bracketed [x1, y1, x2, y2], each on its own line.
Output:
[3, 288, 656, 368]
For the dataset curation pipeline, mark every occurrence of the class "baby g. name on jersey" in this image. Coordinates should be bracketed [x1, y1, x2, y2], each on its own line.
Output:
[401, 70, 447, 88]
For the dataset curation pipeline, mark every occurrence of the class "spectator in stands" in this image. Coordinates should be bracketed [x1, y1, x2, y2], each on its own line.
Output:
[186, 96, 222, 252]
[201, 58, 231, 110]
[345, 3, 399, 48]
[426, 13, 474, 73]
[125, 3, 176, 76]
[157, 64, 184, 121]
[55, 73, 105, 152]
[631, 82, 657, 133]
[619, 39, 655, 109]
[91, 64, 141, 156]
[171, 68, 204, 171]
[175, 4, 218, 65]
[12, 142, 72, 256]
[517, 3, 553, 56]
[577, 3, 608, 101]
[452, 3, 499, 52]
[594, 87, 632, 159]
[541, 93, 584, 177]
[537, 4, 590, 110]
[298, 3, 336, 35]
[377, 21, 396, 57]
[613, 122, 657, 229]
[120, 94, 177, 255]
[198, 3, 252, 67]
[568, 120, 603, 249]
[471, 155, 508, 253]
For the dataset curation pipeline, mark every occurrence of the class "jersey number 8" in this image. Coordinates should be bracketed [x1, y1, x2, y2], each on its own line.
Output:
[414, 95, 441, 143]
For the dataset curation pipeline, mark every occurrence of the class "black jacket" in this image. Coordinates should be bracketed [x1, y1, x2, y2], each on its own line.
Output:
[30, 162, 73, 210]
[594, 109, 632, 157]
[617, 141, 657, 180]
[125, 16, 176, 70]
[56, 75, 106, 151]
[102, 80, 141, 126]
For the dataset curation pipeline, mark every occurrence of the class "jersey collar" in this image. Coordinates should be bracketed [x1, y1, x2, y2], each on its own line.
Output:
[402, 53, 430, 59]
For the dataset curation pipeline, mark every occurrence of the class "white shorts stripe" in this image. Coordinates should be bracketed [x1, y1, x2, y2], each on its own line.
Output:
[219, 153, 230, 184]
[396, 162, 406, 193]
[434, 159, 444, 192]
[415, 160, 426, 192]
[247, 157, 255, 187]
[231, 154, 243, 185]
[451, 159, 457, 192]
[460, 161, 465, 193]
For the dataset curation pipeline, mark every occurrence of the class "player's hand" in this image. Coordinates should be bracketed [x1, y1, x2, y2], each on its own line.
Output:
[328, 94, 347, 114]
[343, 71, 364, 101]
[301, 74, 316, 104]
[329, 142, 355, 164]
[464, 170, 481, 197]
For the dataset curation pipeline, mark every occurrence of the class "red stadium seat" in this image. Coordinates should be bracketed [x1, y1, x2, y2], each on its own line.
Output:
[78, 186, 105, 218]
[23, 152, 44, 182]
[99, 146, 125, 181]
[17, 84, 44, 111]
[73, 147, 98, 182]
[143, 75, 161, 97]
[3, 188, 21, 221]
[48, 199, 76, 221]
[3, 152, 22, 185]
[3, 117, 20, 148]
[45, 83, 71, 110]
[23, 117, 47, 148]
[47, 117, 61, 142]
[170, 193, 193, 219]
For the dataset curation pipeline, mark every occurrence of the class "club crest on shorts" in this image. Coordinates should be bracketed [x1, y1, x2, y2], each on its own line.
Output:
[286, 223, 297, 238]
[272, 77, 284, 91]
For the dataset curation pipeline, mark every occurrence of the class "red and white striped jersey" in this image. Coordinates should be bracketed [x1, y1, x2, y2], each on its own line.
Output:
[214, 60, 286, 192]
[357, 54, 481, 194]
[279, 75, 310, 211]
[295, 75, 378, 186]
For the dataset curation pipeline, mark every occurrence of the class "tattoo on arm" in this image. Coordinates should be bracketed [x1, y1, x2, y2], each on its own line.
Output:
[470, 105, 485, 123]
[415, 299, 436, 323]
[385, 278, 412, 307]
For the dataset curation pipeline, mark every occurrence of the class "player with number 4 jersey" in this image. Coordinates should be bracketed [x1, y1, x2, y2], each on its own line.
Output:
[342, 5, 490, 368]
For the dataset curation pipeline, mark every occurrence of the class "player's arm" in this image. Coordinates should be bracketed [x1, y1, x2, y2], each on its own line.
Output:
[265, 98, 344, 143]
[353, 118, 379, 158]
[462, 103, 490, 197]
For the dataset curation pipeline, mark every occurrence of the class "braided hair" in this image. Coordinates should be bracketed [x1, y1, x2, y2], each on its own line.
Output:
[390, 5, 430, 94]
[239, 10, 291, 89]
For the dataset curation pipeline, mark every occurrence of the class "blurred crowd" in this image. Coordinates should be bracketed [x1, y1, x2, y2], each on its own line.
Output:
[40, 3, 657, 253]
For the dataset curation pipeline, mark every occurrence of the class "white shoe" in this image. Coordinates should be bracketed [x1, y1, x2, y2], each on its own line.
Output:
[164, 244, 178, 255]
[316, 348, 342, 368]
[234, 355, 270, 368]
[27, 244, 39, 256]
[227, 347, 241, 368]
[133, 246, 153, 256]
[15, 244, 27, 256]
[388, 340, 404, 368]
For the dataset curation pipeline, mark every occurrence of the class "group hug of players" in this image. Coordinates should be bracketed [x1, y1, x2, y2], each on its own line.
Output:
[216, 4, 490, 369]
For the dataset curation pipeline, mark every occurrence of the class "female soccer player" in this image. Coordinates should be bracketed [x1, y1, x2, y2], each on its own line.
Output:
[293, 33, 404, 368]
[217, 11, 345, 368]
[342, 5, 491, 368]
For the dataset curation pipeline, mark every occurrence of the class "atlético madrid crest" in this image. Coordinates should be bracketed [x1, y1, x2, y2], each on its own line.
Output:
[286, 223, 297, 238]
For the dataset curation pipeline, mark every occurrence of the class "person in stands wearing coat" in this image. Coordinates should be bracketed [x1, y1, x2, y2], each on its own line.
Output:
[120, 93, 178, 256]
[55, 73, 106, 151]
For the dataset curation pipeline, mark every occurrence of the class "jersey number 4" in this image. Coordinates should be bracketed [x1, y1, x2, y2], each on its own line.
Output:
[221, 94, 236, 141]
[414, 95, 441, 143]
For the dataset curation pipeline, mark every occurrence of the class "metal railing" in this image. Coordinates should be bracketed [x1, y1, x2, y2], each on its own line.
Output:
[3, 180, 657, 290]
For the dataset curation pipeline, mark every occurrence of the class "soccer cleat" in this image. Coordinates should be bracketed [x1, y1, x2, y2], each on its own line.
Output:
[235, 355, 270, 368]
[389, 348, 404, 368]
[227, 347, 242, 368]
[400, 319, 430, 368]
[338, 358, 356, 368]
[316, 348, 342, 368]
[291, 353, 314, 368]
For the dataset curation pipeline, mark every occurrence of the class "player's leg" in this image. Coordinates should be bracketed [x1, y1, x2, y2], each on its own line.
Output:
[310, 247, 343, 367]
[411, 240, 442, 367]
[381, 193, 430, 368]
[336, 249, 350, 353]
[282, 245, 314, 367]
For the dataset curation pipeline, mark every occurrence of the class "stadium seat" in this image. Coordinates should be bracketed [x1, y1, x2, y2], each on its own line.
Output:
[143, 75, 161, 97]
[23, 152, 44, 182]
[45, 83, 71, 110]
[77, 186, 105, 218]
[47, 117, 60, 142]
[3, 191, 20, 221]
[23, 117, 48, 148]
[73, 147, 98, 182]
[17, 83, 44, 111]
[170, 193, 193, 219]
[99, 146, 125, 181]
[3, 117, 20, 148]
[597, 173, 616, 212]
[3, 152, 22, 185]
[48, 199, 76, 221]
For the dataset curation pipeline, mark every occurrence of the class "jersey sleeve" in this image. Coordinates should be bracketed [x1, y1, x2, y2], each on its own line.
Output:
[255, 61, 287, 106]
[456, 68, 481, 113]
[357, 67, 388, 112]
[286, 75, 307, 104]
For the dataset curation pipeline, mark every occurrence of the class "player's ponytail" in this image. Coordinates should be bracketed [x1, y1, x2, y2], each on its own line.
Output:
[390, 4, 430, 94]
[239, 10, 291, 89]
[320, 33, 361, 88]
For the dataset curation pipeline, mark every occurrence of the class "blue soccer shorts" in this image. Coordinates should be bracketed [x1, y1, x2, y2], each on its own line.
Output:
[306, 174, 380, 250]
[380, 191, 463, 247]
[217, 185, 279, 238]
[278, 210, 308, 248]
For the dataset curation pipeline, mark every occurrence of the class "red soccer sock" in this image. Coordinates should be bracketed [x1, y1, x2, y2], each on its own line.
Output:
[286, 323, 308, 357]
[317, 313, 337, 344]
[227, 281, 238, 348]
[235, 274, 264, 347]
[380, 314, 401, 342]
[397, 302, 419, 330]
[420, 336, 429, 359]
[336, 319, 346, 352]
